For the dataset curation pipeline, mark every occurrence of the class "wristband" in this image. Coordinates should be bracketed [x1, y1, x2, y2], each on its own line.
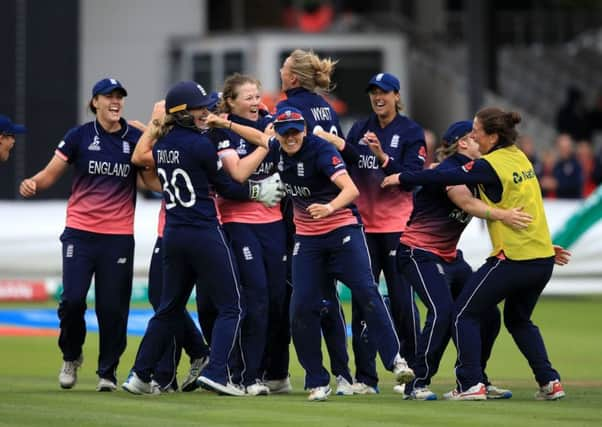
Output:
[485, 209, 491, 220]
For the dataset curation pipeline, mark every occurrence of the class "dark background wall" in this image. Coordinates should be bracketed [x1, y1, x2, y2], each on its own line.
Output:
[0, 0, 79, 199]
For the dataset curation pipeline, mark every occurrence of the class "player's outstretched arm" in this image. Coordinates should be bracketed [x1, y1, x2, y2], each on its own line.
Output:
[19, 155, 68, 198]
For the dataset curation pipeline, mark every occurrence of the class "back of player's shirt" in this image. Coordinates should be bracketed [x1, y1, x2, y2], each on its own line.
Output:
[400, 153, 476, 261]
[278, 88, 344, 138]
[56, 119, 141, 235]
[153, 126, 225, 227]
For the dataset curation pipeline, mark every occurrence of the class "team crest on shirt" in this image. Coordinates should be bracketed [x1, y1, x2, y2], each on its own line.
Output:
[88, 135, 101, 151]
[122, 141, 131, 154]
[217, 139, 231, 150]
[236, 139, 248, 155]
[390, 134, 400, 148]
[297, 162, 305, 176]
[277, 156, 284, 172]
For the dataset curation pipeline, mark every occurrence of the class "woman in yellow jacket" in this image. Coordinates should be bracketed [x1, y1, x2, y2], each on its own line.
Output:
[383, 107, 570, 401]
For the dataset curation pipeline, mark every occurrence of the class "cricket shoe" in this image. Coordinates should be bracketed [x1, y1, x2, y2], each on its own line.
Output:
[308, 385, 332, 401]
[335, 375, 355, 395]
[122, 372, 160, 395]
[404, 386, 437, 401]
[264, 376, 292, 394]
[443, 383, 487, 401]
[198, 376, 246, 396]
[246, 380, 270, 396]
[59, 354, 83, 389]
[96, 377, 117, 392]
[486, 384, 513, 399]
[351, 382, 379, 395]
[181, 355, 209, 392]
[535, 379, 565, 401]
[393, 384, 406, 394]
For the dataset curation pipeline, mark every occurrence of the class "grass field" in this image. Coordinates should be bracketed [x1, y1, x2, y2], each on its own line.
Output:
[1, 296, 601, 427]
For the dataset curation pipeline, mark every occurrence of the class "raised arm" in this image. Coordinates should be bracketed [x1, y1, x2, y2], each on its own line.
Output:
[206, 113, 270, 148]
[131, 101, 165, 168]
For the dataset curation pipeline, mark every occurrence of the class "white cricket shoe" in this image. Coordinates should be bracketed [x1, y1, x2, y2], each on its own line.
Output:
[335, 375, 354, 395]
[308, 385, 332, 401]
[198, 376, 246, 396]
[122, 372, 159, 395]
[443, 383, 487, 401]
[264, 377, 292, 394]
[393, 384, 406, 394]
[96, 377, 117, 392]
[181, 356, 209, 392]
[351, 382, 379, 395]
[392, 354, 415, 384]
[406, 386, 437, 401]
[246, 381, 270, 396]
[59, 354, 83, 389]
[486, 384, 513, 399]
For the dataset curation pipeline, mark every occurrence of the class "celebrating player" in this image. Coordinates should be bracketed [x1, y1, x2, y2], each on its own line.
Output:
[19, 78, 145, 392]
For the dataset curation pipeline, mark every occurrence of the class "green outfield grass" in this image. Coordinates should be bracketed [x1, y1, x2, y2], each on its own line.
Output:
[1, 296, 601, 427]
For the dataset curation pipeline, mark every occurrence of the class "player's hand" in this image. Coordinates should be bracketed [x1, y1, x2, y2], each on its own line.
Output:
[381, 173, 401, 188]
[364, 132, 385, 159]
[553, 245, 571, 266]
[264, 122, 275, 137]
[205, 112, 229, 128]
[19, 178, 37, 198]
[151, 100, 166, 122]
[307, 203, 335, 219]
[501, 207, 533, 230]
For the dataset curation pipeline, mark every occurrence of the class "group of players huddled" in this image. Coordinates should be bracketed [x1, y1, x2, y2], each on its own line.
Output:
[17, 49, 570, 402]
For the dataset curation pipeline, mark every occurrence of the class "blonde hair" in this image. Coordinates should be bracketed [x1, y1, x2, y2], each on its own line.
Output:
[288, 49, 337, 93]
[218, 73, 261, 114]
[150, 112, 193, 139]
[436, 141, 459, 162]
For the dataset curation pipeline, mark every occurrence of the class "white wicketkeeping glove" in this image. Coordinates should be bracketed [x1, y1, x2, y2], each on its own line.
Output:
[249, 172, 286, 207]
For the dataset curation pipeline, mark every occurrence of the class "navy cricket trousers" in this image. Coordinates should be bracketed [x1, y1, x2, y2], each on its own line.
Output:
[223, 220, 287, 386]
[291, 225, 400, 388]
[58, 227, 134, 383]
[350, 232, 420, 387]
[447, 250, 501, 386]
[147, 237, 209, 389]
[133, 224, 245, 385]
[454, 256, 561, 391]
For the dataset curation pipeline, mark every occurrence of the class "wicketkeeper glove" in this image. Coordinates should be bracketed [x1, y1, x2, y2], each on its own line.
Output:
[249, 172, 286, 207]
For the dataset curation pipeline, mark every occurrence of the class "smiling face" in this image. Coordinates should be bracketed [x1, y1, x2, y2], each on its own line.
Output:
[276, 128, 306, 155]
[92, 90, 124, 130]
[368, 87, 398, 120]
[227, 82, 261, 121]
[471, 117, 497, 154]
